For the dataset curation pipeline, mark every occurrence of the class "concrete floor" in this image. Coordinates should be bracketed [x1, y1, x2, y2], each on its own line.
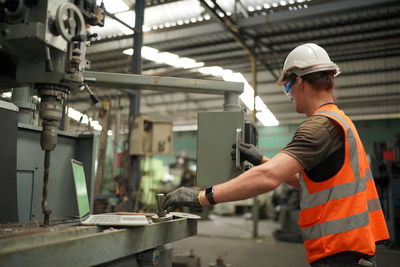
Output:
[171, 215, 400, 267]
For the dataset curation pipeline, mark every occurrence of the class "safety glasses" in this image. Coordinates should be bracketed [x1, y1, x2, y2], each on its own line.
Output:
[282, 73, 297, 97]
[283, 80, 294, 96]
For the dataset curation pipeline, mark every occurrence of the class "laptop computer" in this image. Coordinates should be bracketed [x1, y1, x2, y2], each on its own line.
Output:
[71, 159, 149, 226]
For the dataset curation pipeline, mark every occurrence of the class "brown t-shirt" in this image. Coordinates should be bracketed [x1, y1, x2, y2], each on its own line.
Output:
[282, 115, 345, 182]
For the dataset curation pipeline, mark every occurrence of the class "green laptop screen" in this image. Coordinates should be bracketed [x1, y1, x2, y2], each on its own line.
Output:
[71, 160, 90, 218]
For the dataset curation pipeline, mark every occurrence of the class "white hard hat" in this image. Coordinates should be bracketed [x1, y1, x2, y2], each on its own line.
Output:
[277, 43, 340, 86]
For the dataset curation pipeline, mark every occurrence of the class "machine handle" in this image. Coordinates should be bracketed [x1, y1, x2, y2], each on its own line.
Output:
[236, 128, 242, 170]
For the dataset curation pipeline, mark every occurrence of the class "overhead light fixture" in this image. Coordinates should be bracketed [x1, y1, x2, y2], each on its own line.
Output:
[1, 92, 12, 98]
[114, 11, 134, 34]
[173, 124, 198, 132]
[256, 109, 279, 126]
[203, 0, 215, 8]
[143, 25, 151, 32]
[67, 107, 103, 131]
[123, 47, 205, 69]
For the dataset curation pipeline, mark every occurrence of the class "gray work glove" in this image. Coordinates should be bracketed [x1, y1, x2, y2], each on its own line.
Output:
[161, 187, 202, 210]
[231, 142, 263, 166]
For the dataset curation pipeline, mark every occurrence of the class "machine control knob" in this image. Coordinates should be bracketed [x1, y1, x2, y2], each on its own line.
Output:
[54, 2, 86, 42]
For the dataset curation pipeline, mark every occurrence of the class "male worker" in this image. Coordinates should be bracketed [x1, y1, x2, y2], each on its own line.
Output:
[162, 43, 389, 267]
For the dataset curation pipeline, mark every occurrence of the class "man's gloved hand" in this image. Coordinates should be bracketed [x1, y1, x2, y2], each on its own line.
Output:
[231, 142, 263, 166]
[161, 187, 202, 210]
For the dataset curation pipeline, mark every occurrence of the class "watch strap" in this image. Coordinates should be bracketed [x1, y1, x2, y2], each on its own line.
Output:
[205, 186, 216, 205]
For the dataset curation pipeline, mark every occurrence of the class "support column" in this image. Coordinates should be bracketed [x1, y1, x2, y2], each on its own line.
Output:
[11, 85, 35, 124]
[129, 0, 144, 208]
[223, 92, 241, 111]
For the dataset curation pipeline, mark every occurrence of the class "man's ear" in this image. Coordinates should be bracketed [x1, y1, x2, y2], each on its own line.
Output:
[296, 76, 303, 90]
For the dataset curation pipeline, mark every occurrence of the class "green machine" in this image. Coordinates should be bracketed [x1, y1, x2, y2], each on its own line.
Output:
[0, 0, 104, 225]
[0, 2, 199, 266]
[197, 111, 258, 187]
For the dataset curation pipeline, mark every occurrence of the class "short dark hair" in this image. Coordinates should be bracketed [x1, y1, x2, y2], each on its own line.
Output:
[301, 71, 335, 92]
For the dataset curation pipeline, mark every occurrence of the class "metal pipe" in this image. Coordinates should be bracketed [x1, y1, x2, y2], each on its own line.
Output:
[83, 71, 243, 95]
[104, 10, 134, 32]
[223, 92, 241, 111]
[11, 85, 35, 124]
[130, 0, 145, 210]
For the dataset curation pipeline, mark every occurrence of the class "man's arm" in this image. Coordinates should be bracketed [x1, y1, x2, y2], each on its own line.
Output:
[285, 173, 300, 189]
[200, 152, 303, 205]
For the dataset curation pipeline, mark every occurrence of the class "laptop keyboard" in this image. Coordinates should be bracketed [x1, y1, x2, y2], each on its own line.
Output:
[88, 215, 121, 223]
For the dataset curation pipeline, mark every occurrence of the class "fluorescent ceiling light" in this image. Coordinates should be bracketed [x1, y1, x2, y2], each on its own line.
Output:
[256, 109, 279, 126]
[67, 107, 102, 131]
[173, 124, 198, 132]
[98, 0, 129, 14]
[123, 47, 204, 69]
[115, 11, 135, 34]
[1, 92, 12, 98]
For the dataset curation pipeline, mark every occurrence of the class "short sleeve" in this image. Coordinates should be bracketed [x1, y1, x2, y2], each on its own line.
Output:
[282, 116, 340, 171]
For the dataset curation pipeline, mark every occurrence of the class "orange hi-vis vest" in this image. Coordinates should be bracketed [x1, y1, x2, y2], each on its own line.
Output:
[298, 104, 389, 263]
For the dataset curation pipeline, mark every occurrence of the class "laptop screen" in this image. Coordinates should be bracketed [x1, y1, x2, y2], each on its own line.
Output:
[71, 159, 90, 218]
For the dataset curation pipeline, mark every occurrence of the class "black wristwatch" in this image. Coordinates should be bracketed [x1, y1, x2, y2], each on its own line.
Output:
[205, 186, 217, 205]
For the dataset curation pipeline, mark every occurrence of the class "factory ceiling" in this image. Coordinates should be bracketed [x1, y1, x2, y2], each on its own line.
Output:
[68, 0, 400, 130]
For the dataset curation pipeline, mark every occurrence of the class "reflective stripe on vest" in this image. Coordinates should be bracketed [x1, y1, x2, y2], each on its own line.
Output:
[301, 197, 382, 241]
[300, 169, 373, 210]
[316, 110, 360, 179]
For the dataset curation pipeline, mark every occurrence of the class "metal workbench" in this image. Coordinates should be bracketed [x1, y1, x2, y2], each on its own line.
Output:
[0, 217, 197, 266]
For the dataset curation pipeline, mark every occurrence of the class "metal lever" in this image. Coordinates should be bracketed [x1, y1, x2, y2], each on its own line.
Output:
[151, 193, 172, 223]
[156, 194, 167, 218]
[80, 83, 100, 104]
[235, 128, 242, 170]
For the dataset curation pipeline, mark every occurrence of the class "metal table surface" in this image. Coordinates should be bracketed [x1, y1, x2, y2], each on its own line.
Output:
[0, 218, 197, 266]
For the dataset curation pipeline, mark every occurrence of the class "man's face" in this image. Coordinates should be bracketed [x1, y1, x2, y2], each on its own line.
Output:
[289, 77, 304, 114]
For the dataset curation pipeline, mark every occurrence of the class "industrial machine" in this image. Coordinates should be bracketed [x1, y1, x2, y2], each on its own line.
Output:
[0, 2, 247, 266]
[0, 1, 202, 266]
[0, 0, 103, 225]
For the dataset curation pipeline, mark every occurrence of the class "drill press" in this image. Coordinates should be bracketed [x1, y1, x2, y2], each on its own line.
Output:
[0, 0, 104, 225]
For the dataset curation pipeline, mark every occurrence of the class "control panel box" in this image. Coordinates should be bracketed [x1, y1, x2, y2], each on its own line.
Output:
[196, 111, 257, 187]
[129, 115, 173, 156]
